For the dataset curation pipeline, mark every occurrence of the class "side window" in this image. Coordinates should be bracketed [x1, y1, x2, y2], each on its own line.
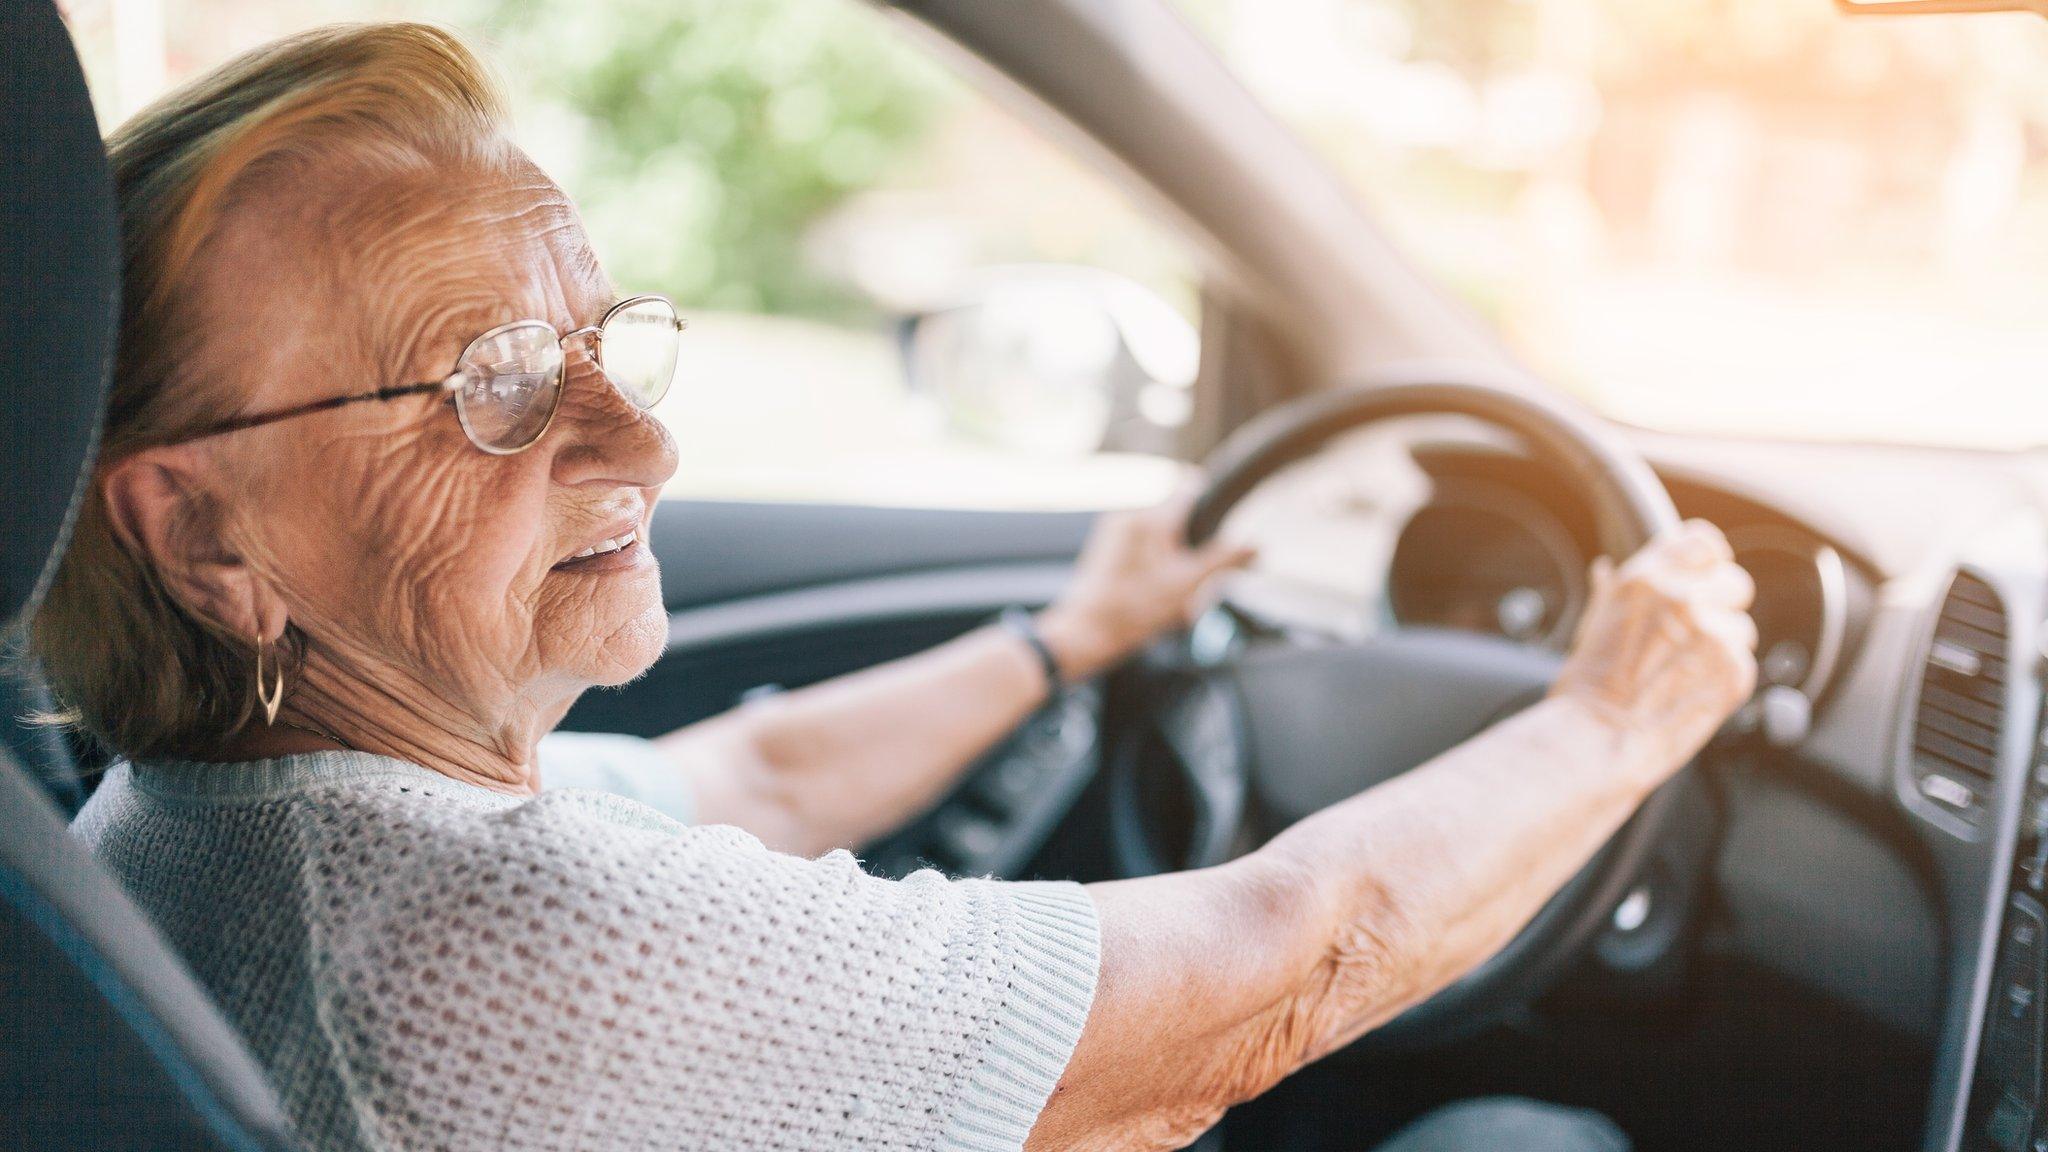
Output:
[69, 0, 1201, 511]
[491, 0, 1203, 510]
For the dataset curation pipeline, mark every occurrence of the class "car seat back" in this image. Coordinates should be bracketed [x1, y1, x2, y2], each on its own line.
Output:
[0, 4, 296, 1148]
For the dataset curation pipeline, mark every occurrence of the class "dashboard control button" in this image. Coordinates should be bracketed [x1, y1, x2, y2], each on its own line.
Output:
[1983, 898, 2047, 1119]
[1921, 772, 1979, 813]
[1611, 886, 1652, 934]
[2025, 840, 2048, 895]
[2007, 984, 2036, 1020]
[1989, 1092, 2031, 1151]
[1757, 685, 1812, 748]
[1933, 639, 1986, 678]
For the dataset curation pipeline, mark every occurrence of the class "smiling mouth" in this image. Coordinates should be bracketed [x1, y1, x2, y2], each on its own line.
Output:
[554, 528, 641, 571]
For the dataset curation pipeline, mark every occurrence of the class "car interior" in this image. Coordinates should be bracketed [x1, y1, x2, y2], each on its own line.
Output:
[10, 0, 2048, 1150]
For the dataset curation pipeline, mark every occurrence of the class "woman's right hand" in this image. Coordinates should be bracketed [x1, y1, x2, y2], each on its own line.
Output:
[1033, 519, 1761, 1152]
[1549, 518, 1759, 779]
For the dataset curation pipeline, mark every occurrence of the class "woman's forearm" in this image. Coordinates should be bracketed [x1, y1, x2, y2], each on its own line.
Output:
[660, 497, 1249, 856]
[658, 622, 1056, 855]
[1030, 694, 1662, 1151]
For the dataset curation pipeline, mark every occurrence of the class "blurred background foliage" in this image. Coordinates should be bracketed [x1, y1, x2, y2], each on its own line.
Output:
[439, 0, 955, 317]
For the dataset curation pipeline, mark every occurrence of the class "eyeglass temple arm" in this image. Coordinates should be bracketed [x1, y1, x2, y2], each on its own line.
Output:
[164, 377, 461, 445]
[160, 302, 685, 448]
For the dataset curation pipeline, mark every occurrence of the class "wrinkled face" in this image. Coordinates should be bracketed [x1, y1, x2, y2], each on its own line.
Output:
[191, 150, 678, 729]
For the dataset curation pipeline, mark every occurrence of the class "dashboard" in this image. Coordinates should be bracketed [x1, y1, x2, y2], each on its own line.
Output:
[1221, 434, 1880, 721]
[1202, 429, 2048, 1152]
[1383, 443, 1874, 709]
[1386, 480, 1586, 648]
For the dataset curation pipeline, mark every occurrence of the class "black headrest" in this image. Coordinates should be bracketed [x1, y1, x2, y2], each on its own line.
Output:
[0, 0, 119, 628]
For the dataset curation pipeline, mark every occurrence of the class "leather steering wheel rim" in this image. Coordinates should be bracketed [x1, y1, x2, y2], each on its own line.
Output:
[1180, 378, 1684, 1049]
[1189, 380, 1676, 555]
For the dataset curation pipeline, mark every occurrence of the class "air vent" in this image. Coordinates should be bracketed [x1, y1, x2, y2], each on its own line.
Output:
[1912, 572, 2008, 825]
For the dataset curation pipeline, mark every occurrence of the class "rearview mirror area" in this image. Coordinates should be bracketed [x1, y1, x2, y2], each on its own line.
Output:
[1835, 0, 2048, 18]
[897, 265, 1198, 458]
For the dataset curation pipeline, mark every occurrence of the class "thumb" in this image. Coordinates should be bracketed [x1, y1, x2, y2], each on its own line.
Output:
[1589, 555, 1615, 596]
[1196, 536, 1257, 578]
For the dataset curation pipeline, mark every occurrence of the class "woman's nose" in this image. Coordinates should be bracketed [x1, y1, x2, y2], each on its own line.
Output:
[547, 356, 679, 491]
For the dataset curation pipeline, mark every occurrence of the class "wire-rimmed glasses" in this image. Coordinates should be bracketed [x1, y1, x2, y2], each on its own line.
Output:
[167, 294, 684, 455]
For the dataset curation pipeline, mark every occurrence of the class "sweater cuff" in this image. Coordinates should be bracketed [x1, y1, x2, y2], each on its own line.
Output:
[940, 880, 1101, 1152]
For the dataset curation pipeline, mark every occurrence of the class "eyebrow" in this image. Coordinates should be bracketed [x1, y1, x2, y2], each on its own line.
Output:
[428, 292, 604, 357]
[404, 299, 511, 369]
[592, 293, 625, 327]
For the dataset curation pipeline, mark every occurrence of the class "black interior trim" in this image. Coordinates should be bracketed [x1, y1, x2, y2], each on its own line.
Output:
[0, 0, 118, 628]
[653, 500, 1093, 611]
[0, 748, 295, 1151]
[666, 562, 1071, 652]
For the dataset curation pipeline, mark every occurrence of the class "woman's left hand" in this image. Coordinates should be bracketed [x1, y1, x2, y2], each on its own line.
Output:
[1034, 489, 1255, 682]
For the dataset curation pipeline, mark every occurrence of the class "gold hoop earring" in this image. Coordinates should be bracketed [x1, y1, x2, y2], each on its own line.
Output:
[254, 632, 285, 726]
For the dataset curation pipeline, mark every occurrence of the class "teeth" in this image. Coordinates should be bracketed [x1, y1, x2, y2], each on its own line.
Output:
[566, 529, 636, 562]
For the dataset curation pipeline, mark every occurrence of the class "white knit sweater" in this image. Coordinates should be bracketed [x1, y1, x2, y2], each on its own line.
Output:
[72, 736, 1100, 1152]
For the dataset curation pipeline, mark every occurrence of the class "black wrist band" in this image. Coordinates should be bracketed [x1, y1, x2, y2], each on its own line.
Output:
[997, 606, 1067, 702]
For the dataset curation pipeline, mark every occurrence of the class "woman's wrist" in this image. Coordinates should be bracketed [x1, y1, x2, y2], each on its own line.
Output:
[1541, 690, 1668, 791]
[996, 607, 1069, 701]
[1030, 604, 1131, 685]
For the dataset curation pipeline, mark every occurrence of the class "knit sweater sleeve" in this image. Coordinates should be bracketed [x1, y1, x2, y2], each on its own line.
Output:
[296, 785, 1098, 1152]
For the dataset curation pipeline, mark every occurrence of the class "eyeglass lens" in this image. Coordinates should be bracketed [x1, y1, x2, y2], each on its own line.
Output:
[453, 322, 567, 454]
[600, 297, 680, 409]
[449, 298, 680, 454]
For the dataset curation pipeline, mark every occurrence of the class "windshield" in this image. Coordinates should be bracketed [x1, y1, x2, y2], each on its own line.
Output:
[1180, 1, 2048, 450]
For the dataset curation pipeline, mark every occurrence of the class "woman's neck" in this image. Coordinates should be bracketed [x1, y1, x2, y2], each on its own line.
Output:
[208, 648, 567, 796]
[212, 719, 542, 795]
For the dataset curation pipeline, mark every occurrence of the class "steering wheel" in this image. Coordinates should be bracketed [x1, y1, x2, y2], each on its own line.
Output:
[1104, 378, 1684, 1049]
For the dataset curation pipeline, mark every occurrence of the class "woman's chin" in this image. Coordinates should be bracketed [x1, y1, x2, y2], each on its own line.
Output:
[590, 595, 670, 686]
[536, 574, 670, 688]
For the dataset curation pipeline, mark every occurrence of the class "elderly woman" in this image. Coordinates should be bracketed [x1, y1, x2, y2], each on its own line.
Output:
[35, 22, 1756, 1152]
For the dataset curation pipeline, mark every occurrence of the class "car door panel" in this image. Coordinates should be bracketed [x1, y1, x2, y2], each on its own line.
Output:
[652, 500, 1094, 609]
[563, 501, 1089, 734]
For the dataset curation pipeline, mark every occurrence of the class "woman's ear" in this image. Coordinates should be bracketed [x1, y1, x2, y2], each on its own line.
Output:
[101, 447, 287, 641]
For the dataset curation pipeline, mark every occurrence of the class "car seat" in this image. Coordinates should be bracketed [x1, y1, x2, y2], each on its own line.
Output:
[0, 3, 296, 1147]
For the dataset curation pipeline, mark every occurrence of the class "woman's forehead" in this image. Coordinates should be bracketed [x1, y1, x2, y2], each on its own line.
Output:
[188, 153, 613, 407]
[358, 170, 612, 324]
[326, 166, 617, 379]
